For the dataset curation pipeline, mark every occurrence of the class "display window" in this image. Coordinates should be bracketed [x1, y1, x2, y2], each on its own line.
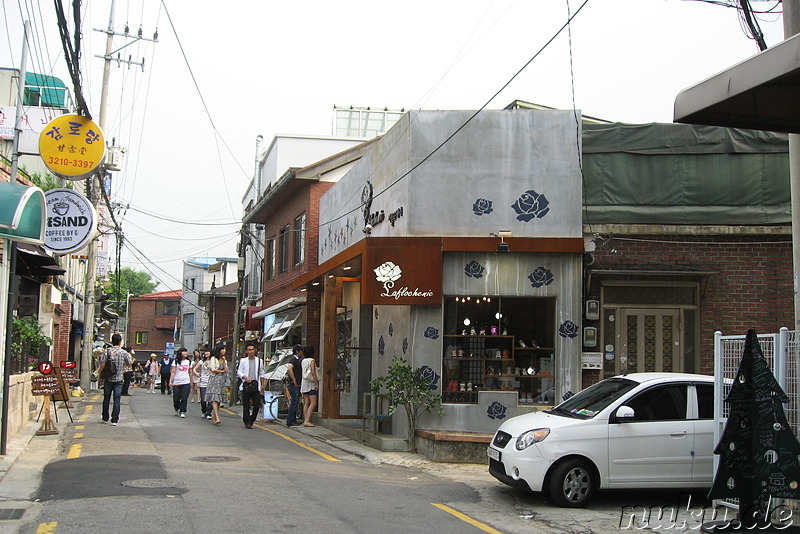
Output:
[442, 296, 556, 405]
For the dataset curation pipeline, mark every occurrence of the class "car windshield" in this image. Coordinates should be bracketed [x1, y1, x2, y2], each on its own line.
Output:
[547, 378, 639, 419]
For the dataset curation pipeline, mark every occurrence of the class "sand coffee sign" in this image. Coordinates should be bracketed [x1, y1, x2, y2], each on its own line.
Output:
[44, 189, 97, 254]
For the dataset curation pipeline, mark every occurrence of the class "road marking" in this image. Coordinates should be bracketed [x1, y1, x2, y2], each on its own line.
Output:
[219, 407, 340, 462]
[77, 404, 93, 422]
[92, 394, 101, 400]
[66, 444, 82, 459]
[431, 503, 503, 534]
[73, 433, 83, 438]
[75, 425, 84, 429]
[255, 424, 341, 462]
[35, 521, 57, 533]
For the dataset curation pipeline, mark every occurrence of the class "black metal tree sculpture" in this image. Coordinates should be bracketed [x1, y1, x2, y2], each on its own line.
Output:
[706, 329, 800, 531]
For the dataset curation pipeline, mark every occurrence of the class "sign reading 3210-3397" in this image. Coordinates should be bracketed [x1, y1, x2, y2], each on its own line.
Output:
[38, 114, 105, 180]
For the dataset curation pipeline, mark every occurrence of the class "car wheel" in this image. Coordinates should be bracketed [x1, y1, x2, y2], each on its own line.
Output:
[548, 459, 595, 508]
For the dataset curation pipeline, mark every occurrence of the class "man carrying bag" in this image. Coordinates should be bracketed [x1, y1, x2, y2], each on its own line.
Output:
[237, 341, 263, 429]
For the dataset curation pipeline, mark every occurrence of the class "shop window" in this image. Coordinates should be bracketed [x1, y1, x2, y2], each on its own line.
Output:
[266, 237, 276, 280]
[183, 313, 195, 334]
[135, 331, 148, 345]
[442, 296, 556, 405]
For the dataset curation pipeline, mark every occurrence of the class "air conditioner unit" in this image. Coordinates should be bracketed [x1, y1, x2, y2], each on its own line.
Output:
[106, 146, 126, 171]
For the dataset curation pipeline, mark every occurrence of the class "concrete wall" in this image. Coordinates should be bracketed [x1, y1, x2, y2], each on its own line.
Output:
[319, 109, 583, 262]
[6, 372, 39, 439]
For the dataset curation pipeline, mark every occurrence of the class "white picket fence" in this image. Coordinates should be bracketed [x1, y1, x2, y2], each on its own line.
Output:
[713, 327, 800, 510]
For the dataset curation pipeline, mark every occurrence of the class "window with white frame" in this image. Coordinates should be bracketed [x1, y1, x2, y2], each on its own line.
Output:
[293, 213, 305, 266]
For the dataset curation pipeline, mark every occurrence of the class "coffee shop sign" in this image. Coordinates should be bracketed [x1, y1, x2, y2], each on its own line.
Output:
[374, 261, 434, 300]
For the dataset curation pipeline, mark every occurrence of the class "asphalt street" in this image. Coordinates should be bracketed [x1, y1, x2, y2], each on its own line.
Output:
[0, 389, 716, 534]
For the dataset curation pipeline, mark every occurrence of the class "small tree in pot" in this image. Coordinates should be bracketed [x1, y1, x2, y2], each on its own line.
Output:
[10, 315, 52, 373]
[369, 356, 442, 451]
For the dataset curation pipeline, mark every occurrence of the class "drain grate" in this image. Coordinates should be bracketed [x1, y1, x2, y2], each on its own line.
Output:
[122, 479, 186, 489]
[0, 509, 25, 520]
[189, 455, 240, 463]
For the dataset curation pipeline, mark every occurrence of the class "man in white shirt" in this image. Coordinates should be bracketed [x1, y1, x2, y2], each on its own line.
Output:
[237, 342, 263, 429]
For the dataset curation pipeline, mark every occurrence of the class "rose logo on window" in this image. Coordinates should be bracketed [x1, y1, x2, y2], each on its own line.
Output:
[374, 261, 402, 293]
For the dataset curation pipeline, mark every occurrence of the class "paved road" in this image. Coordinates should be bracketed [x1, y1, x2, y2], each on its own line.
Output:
[0, 390, 720, 534]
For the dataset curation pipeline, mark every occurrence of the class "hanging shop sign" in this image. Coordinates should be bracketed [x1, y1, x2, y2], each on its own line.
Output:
[43, 189, 98, 254]
[38, 114, 106, 180]
[363, 238, 442, 305]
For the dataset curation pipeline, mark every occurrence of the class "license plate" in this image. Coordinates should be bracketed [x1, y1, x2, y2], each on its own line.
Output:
[487, 447, 501, 462]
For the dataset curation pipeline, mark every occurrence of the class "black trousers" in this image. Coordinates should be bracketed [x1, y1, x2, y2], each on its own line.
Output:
[161, 374, 171, 394]
[121, 371, 133, 394]
[241, 387, 262, 426]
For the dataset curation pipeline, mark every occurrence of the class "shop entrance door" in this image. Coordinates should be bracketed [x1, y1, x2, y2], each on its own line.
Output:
[618, 309, 682, 374]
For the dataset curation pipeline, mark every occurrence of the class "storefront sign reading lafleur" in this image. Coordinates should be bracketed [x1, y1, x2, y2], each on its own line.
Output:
[363, 238, 442, 305]
[43, 189, 97, 254]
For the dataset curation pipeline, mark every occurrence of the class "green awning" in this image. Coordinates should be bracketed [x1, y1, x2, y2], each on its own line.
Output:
[0, 182, 46, 245]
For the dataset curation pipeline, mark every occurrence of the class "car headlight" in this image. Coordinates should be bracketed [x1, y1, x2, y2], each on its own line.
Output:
[516, 428, 550, 450]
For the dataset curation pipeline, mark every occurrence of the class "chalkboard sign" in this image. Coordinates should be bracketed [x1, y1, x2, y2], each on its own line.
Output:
[52, 368, 70, 403]
[32, 375, 60, 396]
[59, 368, 78, 383]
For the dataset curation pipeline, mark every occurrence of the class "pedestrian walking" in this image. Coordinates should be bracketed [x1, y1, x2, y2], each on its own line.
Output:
[205, 346, 229, 425]
[285, 344, 304, 427]
[133, 360, 144, 387]
[160, 353, 172, 394]
[237, 342, 263, 429]
[121, 347, 134, 396]
[170, 348, 192, 418]
[194, 348, 212, 419]
[145, 353, 159, 393]
[190, 349, 202, 403]
[97, 333, 133, 426]
[300, 345, 319, 427]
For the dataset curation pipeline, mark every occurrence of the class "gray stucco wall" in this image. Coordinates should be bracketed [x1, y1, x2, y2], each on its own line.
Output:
[319, 109, 582, 261]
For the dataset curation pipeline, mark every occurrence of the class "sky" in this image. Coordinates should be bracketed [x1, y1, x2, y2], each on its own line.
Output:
[1, 0, 787, 291]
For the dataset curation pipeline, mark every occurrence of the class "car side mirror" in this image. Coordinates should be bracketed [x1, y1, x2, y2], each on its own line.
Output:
[615, 405, 635, 421]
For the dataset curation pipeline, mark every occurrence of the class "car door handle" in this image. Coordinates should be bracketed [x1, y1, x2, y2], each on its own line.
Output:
[670, 431, 687, 437]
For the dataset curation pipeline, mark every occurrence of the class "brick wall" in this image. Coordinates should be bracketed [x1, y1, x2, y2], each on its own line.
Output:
[588, 233, 793, 375]
[128, 298, 178, 354]
[210, 296, 236, 344]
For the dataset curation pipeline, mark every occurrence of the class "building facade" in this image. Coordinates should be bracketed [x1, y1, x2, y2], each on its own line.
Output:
[127, 289, 182, 356]
[180, 258, 236, 351]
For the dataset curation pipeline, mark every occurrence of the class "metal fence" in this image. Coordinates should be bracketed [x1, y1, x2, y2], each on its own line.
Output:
[713, 327, 800, 510]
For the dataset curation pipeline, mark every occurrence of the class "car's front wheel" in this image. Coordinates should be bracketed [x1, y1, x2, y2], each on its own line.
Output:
[547, 458, 596, 507]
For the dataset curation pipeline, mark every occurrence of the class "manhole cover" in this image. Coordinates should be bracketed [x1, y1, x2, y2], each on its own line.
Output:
[122, 479, 186, 489]
[189, 455, 241, 463]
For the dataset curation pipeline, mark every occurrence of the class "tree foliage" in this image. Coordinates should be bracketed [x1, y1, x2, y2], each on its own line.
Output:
[28, 171, 72, 192]
[370, 356, 442, 451]
[104, 267, 158, 315]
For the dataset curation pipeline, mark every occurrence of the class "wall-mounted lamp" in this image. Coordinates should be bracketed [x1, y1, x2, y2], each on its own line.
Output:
[491, 231, 511, 253]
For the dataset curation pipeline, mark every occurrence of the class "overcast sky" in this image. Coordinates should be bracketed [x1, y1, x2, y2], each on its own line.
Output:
[1, 0, 787, 290]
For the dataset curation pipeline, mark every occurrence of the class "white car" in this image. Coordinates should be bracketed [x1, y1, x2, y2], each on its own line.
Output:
[488, 373, 715, 507]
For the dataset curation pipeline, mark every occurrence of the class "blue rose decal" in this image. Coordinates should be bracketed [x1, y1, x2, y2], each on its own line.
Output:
[559, 320, 579, 338]
[464, 260, 485, 279]
[402, 337, 408, 354]
[389, 323, 394, 337]
[417, 365, 440, 390]
[528, 266, 554, 288]
[487, 401, 507, 420]
[378, 335, 385, 355]
[424, 326, 439, 340]
[512, 189, 550, 222]
[473, 198, 493, 216]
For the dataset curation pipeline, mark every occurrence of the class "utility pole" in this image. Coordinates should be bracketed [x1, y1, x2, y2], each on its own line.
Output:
[80, 0, 157, 389]
[229, 226, 247, 406]
[786, 1, 800, 330]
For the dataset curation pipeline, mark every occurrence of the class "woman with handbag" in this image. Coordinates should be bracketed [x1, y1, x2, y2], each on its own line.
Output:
[300, 345, 319, 427]
[169, 348, 192, 418]
[204, 346, 229, 425]
[194, 349, 212, 419]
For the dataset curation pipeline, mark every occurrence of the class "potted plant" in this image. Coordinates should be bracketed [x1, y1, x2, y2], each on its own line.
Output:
[10, 315, 52, 373]
[369, 356, 442, 451]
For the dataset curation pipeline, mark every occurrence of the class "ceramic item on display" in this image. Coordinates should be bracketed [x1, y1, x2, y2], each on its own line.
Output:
[502, 328, 507, 335]
[462, 329, 467, 335]
[479, 327, 486, 335]
[467, 381, 473, 391]
[458, 349, 465, 358]
[490, 326, 498, 335]
[460, 382, 466, 391]
[515, 367, 521, 375]
[470, 327, 476, 335]
[527, 367, 536, 375]
[502, 349, 510, 359]
[519, 339, 526, 347]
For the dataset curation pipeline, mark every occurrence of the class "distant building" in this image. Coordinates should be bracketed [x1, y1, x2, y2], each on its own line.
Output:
[197, 281, 238, 347]
[180, 257, 237, 350]
[127, 289, 182, 357]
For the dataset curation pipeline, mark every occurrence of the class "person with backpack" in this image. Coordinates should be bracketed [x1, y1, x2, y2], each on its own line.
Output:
[300, 345, 319, 427]
[96, 333, 133, 426]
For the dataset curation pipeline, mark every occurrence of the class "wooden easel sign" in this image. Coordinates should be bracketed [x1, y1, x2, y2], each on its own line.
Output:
[31, 362, 60, 435]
